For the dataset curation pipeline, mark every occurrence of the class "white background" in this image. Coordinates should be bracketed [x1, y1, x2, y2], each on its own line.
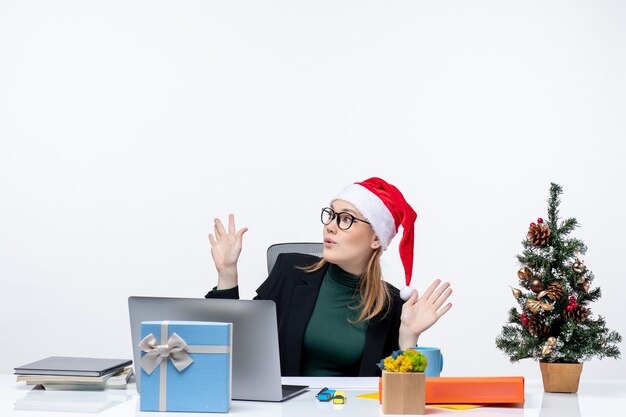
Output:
[1, 0, 624, 379]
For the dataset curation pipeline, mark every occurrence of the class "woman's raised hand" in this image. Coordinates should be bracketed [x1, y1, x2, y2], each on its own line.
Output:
[208, 214, 248, 289]
[398, 279, 453, 349]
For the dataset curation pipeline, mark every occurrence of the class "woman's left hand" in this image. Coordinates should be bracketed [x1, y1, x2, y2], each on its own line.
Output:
[399, 279, 452, 348]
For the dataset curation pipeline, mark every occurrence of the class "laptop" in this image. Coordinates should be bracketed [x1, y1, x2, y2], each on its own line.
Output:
[128, 296, 308, 402]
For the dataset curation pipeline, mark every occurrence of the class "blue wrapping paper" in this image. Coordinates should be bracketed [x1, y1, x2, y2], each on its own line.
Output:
[140, 320, 232, 413]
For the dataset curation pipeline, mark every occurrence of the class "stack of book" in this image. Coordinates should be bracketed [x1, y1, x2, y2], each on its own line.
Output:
[15, 356, 133, 391]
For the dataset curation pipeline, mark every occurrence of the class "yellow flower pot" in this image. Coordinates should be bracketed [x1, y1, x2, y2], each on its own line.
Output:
[381, 370, 426, 415]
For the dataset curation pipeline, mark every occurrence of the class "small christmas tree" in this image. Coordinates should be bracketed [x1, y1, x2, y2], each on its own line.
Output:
[496, 183, 621, 364]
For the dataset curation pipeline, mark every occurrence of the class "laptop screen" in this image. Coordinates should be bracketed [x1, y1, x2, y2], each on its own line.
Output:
[128, 296, 287, 401]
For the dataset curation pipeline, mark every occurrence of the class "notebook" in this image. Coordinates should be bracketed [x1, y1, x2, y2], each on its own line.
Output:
[14, 357, 132, 377]
[128, 296, 308, 402]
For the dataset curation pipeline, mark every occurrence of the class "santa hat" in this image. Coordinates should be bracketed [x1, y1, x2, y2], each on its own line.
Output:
[333, 177, 417, 300]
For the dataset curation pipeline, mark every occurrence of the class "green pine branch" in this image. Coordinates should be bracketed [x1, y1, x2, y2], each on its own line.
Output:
[547, 182, 562, 227]
[558, 218, 578, 235]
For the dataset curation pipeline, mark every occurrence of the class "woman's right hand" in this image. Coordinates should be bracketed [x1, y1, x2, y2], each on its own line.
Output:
[208, 214, 248, 289]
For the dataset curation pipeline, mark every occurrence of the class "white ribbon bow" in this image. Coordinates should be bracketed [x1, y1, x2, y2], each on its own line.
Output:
[139, 332, 194, 375]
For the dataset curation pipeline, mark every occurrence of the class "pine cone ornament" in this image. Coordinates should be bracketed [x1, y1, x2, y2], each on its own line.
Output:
[528, 223, 551, 246]
[572, 258, 587, 274]
[527, 316, 551, 336]
[563, 305, 589, 323]
[539, 282, 565, 301]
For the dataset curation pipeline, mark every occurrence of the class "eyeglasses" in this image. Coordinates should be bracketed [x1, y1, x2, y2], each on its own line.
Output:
[321, 207, 371, 230]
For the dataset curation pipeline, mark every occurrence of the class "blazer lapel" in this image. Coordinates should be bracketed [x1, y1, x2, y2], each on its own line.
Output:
[283, 264, 328, 375]
[359, 311, 392, 376]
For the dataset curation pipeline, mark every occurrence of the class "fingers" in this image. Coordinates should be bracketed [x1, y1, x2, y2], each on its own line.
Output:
[228, 213, 236, 234]
[437, 302, 453, 318]
[422, 279, 450, 301]
[236, 227, 249, 240]
[214, 218, 226, 238]
[208, 233, 216, 246]
[214, 214, 238, 238]
[417, 279, 452, 314]
[433, 287, 453, 310]
[421, 278, 441, 300]
[430, 281, 451, 303]
[212, 215, 247, 241]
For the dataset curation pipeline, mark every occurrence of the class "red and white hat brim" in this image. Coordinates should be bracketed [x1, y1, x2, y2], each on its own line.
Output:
[332, 183, 396, 250]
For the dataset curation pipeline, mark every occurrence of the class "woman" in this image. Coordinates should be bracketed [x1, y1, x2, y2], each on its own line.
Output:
[205, 177, 452, 376]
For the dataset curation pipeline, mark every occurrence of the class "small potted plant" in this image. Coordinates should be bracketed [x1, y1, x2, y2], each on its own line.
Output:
[495, 183, 622, 393]
[378, 349, 427, 414]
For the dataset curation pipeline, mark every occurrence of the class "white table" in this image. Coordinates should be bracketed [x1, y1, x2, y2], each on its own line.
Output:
[2, 375, 625, 416]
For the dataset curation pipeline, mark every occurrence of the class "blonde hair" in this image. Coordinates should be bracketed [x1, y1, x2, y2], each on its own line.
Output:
[304, 247, 392, 322]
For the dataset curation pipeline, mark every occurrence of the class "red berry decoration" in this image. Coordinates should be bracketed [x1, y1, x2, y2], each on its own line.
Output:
[566, 304, 575, 312]
[537, 218, 544, 224]
[530, 222, 536, 228]
[520, 313, 529, 326]
[569, 296, 576, 304]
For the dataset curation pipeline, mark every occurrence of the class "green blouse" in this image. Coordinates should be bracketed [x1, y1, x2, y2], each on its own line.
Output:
[300, 264, 367, 376]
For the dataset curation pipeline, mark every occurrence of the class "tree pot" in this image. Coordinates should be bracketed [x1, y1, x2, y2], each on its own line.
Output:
[539, 362, 583, 393]
[381, 370, 426, 415]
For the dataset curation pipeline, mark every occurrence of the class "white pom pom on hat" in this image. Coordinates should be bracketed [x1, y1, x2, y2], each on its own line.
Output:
[333, 177, 417, 301]
[399, 286, 417, 301]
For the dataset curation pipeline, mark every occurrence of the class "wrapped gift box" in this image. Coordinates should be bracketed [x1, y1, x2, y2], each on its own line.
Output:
[139, 320, 232, 413]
